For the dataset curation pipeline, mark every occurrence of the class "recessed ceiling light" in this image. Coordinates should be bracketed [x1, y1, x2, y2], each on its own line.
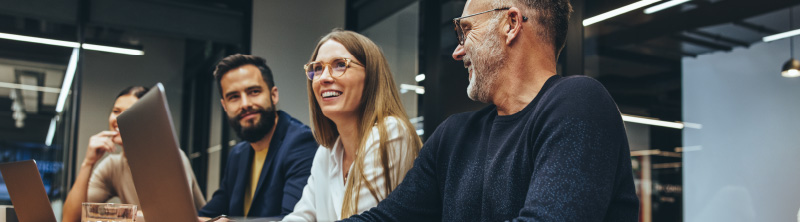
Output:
[0, 32, 144, 55]
[644, 0, 691, 14]
[583, 0, 662, 26]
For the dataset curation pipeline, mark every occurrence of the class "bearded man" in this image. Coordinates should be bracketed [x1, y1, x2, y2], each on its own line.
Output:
[199, 54, 318, 219]
[345, 0, 639, 221]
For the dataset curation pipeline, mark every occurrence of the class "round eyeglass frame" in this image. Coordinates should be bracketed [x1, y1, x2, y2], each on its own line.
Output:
[303, 58, 363, 80]
[452, 7, 527, 45]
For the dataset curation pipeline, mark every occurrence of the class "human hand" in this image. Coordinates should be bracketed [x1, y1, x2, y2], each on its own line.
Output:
[84, 131, 118, 165]
[199, 215, 228, 222]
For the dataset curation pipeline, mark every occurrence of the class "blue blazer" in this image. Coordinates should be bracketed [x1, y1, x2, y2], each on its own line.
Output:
[199, 111, 318, 218]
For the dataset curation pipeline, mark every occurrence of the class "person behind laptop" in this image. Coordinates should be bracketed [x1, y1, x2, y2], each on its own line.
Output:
[199, 54, 318, 218]
[344, 0, 639, 221]
[282, 30, 422, 221]
[62, 86, 206, 222]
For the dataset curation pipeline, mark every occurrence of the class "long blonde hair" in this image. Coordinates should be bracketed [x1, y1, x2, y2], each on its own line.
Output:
[306, 29, 422, 218]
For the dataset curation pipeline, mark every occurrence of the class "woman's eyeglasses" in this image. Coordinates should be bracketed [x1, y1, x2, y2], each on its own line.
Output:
[303, 58, 362, 80]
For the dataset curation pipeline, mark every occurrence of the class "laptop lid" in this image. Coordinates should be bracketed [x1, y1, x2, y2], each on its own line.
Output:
[0, 160, 57, 222]
[117, 83, 197, 222]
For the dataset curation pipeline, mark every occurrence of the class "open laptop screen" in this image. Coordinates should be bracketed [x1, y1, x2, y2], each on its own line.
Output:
[0, 160, 57, 222]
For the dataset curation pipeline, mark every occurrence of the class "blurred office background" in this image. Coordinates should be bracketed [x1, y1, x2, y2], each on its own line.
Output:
[0, 0, 798, 221]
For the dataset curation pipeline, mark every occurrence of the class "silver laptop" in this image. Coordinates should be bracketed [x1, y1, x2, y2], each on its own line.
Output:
[0, 160, 57, 222]
[116, 83, 197, 222]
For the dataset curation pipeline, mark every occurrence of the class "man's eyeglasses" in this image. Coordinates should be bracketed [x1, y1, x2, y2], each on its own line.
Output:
[303, 58, 362, 80]
[452, 7, 528, 45]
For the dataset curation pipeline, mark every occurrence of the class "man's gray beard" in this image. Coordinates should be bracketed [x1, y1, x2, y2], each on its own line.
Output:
[466, 18, 506, 103]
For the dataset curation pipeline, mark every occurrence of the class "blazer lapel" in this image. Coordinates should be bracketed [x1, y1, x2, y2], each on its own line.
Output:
[231, 145, 253, 216]
[249, 111, 289, 212]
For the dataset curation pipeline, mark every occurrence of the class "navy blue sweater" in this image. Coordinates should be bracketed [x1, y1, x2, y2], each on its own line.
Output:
[345, 75, 639, 221]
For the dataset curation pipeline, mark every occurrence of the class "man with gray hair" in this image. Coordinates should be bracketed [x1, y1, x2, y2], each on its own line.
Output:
[345, 0, 638, 221]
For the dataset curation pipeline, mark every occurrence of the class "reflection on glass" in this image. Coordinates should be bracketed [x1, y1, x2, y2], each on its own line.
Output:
[0, 57, 71, 205]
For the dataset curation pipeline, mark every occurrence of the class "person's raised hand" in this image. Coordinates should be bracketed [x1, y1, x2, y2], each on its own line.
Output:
[84, 131, 118, 165]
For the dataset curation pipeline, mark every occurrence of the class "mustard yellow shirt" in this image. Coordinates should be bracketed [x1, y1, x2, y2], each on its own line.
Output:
[244, 147, 269, 216]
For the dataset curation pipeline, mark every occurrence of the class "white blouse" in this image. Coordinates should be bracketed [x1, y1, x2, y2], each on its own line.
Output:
[283, 117, 416, 221]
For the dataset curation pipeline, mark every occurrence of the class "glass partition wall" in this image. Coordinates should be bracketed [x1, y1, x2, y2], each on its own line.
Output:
[0, 1, 251, 220]
[0, 13, 80, 217]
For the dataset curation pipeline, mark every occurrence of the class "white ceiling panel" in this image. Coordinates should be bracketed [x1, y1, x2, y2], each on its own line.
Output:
[42, 70, 63, 106]
[0, 65, 14, 97]
[19, 74, 39, 113]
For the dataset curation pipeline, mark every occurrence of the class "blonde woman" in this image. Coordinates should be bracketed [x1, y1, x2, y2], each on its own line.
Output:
[284, 30, 422, 221]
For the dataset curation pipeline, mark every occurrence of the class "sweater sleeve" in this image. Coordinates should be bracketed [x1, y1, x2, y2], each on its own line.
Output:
[87, 156, 115, 203]
[343, 118, 449, 222]
[511, 77, 634, 221]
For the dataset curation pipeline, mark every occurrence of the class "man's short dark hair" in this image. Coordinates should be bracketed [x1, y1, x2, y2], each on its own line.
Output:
[213, 54, 275, 96]
[499, 0, 572, 59]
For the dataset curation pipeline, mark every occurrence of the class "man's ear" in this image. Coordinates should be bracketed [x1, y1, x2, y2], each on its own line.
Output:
[504, 7, 525, 45]
[271, 86, 279, 105]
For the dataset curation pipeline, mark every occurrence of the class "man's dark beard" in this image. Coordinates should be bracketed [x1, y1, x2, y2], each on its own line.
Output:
[229, 106, 277, 142]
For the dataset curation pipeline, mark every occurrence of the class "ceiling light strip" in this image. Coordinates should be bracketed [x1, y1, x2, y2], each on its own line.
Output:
[583, 0, 662, 26]
[0, 32, 143, 55]
[643, 0, 691, 14]
[83, 43, 144, 56]
[45, 117, 57, 146]
[763, 28, 800, 42]
[0, 82, 61, 93]
[55, 48, 79, 113]
[621, 114, 684, 129]
[0, 32, 80, 48]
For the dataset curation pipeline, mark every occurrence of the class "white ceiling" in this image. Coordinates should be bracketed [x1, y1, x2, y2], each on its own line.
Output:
[0, 58, 66, 113]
